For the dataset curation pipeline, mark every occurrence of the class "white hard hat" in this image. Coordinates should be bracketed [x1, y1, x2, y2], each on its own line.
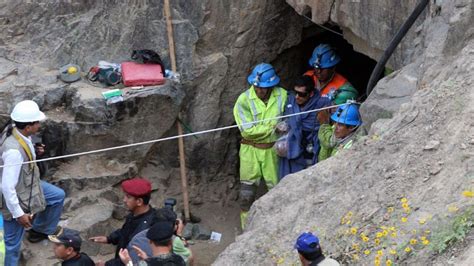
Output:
[10, 100, 46, 122]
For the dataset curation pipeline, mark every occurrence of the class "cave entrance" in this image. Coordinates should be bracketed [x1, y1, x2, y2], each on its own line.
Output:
[273, 21, 382, 101]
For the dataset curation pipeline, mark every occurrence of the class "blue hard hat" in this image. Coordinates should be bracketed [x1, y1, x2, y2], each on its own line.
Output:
[308, 44, 341, 69]
[331, 103, 362, 126]
[247, 63, 280, 88]
[294, 232, 320, 253]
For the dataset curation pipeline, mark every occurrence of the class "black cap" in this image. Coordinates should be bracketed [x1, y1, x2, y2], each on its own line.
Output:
[154, 207, 177, 223]
[146, 221, 174, 242]
[48, 228, 82, 249]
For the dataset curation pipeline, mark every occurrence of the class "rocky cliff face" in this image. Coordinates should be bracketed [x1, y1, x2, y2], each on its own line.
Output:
[285, 0, 426, 69]
[0, 0, 308, 263]
[0, 0, 307, 178]
[1, 0, 472, 264]
[215, 0, 474, 265]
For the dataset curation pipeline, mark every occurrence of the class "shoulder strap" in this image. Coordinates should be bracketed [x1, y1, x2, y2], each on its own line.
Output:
[12, 128, 34, 170]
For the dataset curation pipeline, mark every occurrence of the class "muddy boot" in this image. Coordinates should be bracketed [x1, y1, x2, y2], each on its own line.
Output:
[27, 226, 62, 243]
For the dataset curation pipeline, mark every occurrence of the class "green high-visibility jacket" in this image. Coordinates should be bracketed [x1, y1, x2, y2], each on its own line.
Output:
[318, 124, 354, 161]
[233, 86, 287, 143]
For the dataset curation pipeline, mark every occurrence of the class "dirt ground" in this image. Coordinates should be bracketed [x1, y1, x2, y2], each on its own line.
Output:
[20, 158, 241, 265]
[139, 163, 242, 266]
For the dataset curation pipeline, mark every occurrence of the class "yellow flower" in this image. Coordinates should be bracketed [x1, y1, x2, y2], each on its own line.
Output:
[351, 227, 358, 235]
[352, 254, 360, 261]
[421, 236, 427, 241]
[377, 250, 383, 256]
[424, 230, 431, 234]
[389, 226, 396, 231]
[391, 232, 397, 238]
[462, 190, 474, 198]
[402, 202, 409, 209]
[386, 259, 393, 266]
[382, 230, 388, 236]
[375, 259, 381, 266]
[376, 232, 383, 238]
[347, 211, 354, 217]
[419, 218, 426, 225]
[364, 249, 371, 255]
[346, 220, 352, 225]
[401, 198, 408, 203]
[352, 243, 360, 251]
[387, 207, 394, 213]
[401, 217, 408, 223]
[422, 239, 430, 245]
[404, 207, 411, 213]
[389, 249, 397, 255]
[362, 236, 370, 242]
[410, 238, 418, 245]
[405, 246, 412, 253]
[375, 238, 381, 245]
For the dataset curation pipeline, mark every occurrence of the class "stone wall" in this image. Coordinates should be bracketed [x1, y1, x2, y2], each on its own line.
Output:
[285, 0, 427, 69]
[215, 0, 474, 264]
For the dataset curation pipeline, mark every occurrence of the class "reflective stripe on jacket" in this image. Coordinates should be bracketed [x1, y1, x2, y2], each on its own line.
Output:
[233, 86, 287, 143]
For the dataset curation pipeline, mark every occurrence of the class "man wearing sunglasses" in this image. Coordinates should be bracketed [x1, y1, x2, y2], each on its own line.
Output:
[233, 63, 287, 229]
[304, 44, 356, 98]
[278, 76, 331, 179]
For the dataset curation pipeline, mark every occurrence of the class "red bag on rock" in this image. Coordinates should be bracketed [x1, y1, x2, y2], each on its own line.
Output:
[121, 62, 165, 87]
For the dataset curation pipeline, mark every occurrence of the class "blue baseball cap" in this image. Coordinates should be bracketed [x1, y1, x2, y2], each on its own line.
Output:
[294, 232, 320, 253]
[48, 228, 82, 249]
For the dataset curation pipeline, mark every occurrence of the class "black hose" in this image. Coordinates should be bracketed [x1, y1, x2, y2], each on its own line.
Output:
[366, 0, 430, 96]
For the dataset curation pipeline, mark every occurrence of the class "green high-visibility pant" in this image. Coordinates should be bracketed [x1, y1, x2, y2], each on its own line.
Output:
[239, 144, 278, 189]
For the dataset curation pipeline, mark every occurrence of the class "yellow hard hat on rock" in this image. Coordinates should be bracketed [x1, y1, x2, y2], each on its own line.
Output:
[10, 100, 46, 122]
[67, 66, 78, 74]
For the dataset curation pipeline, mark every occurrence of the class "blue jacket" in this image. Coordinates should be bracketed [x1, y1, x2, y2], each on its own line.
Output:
[278, 92, 331, 180]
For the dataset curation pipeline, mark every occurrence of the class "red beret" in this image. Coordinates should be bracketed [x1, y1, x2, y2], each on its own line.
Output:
[121, 177, 152, 197]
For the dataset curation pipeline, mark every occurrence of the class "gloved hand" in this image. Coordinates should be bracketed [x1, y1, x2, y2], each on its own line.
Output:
[317, 109, 330, 125]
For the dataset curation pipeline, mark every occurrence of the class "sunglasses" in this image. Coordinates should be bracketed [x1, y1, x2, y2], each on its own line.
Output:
[294, 90, 309, 97]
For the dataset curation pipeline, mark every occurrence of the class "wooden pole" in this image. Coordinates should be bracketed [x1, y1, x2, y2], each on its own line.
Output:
[164, 0, 190, 222]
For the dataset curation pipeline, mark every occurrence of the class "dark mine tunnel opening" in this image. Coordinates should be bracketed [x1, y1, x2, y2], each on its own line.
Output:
[273, 22, 383, 102]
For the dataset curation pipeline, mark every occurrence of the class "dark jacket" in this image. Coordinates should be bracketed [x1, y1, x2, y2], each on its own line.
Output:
[105, 207, 157, 266]
[62, 253, 95, 266]
[142, 253, 185, 266]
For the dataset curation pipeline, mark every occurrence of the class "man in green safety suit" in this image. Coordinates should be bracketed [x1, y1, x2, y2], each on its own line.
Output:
[233, 63, 287, 229]
[317, 103, 362, 161]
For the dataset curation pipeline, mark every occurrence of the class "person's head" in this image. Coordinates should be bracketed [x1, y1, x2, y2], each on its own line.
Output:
[154, 207, 178, 232]
[330, 104, 362, 139]
[247, 63, 280, 101]
[295, 232, 323, 263]
[10, 100, 46, 136]
[331, 87, 358, 105]
[121, 177, 152, 212]
[49, 228, 82, 260]
[308, 44, 340, 83]
[147, 221, 175, 249]
[294, 76, 316, 107]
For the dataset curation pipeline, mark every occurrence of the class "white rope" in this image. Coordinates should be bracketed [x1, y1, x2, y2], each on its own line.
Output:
[0, 102, 357, 168]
